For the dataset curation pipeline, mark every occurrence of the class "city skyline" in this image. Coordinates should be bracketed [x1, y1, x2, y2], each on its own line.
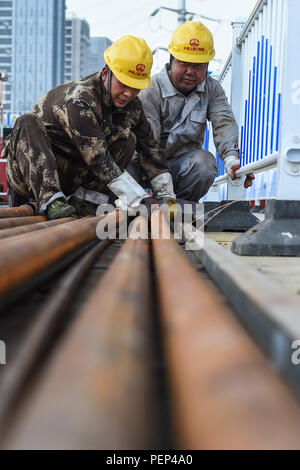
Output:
[0, 0, 259, 118]
[0, 0, 66, 114]
[0, 0, 113, 118]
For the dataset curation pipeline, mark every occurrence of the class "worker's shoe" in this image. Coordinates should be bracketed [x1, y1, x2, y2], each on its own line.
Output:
[68, 196, 97, 217]
[46, 199, 76, 220]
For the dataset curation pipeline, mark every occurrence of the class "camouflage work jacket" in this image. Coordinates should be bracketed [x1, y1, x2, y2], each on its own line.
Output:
[30, 72, 168, 185]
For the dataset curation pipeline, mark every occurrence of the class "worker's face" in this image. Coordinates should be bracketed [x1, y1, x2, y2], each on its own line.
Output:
[169, 59, 208, 95]
[102, 67, 140, 107]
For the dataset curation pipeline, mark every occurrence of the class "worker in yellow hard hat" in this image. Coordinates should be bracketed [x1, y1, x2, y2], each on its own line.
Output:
[4, 35, 175, 219]
[134, 21, 254, 203]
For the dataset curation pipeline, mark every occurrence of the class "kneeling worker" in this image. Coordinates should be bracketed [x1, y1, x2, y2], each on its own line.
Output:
[137, 21, 254, 202]
[3, 35, 175, 219]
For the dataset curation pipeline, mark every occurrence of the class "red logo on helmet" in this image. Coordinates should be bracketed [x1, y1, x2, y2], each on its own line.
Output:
[189, 38, 199, 47]
[136, 63, 145, 72]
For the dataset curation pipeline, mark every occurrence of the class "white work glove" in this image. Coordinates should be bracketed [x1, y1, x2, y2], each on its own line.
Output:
[150, 172, 176, 201]
[224, 155, 241, 180]
[151, 172, 177, 220]
[224, 155, 255, 188]
[107, 170, 149, 212]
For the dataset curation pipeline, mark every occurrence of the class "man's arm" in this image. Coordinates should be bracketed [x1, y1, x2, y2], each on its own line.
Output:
[138, 83, 162, 143]
[134, 105, 175, 200]
[134, 104, 169, 180]
[207, 80, 239, 160]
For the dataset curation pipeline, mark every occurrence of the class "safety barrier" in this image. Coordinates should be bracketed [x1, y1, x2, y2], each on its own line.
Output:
[204, 0, 300, 202]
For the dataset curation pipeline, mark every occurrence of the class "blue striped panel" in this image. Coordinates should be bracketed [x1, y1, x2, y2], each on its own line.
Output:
[256, 36, 264, 161]
[240, 38, 281, 165]
[203, 126, 209, 150]
[270, 66, 277, 154]
[246, 70, 251, 165]
[216, 152, 224, 177]
[240, 125, 244, 166]
[265, 45, 273, 156]
[261, 38, 268, 160]
[250, 56, 256, 163]
[216, 152, 220, 177]
[242, 100, 248, 166]
[253, 41, 260, 161]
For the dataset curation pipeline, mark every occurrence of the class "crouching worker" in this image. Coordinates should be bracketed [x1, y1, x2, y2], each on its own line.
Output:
[137, 21, 254, 202]
[3, 35, 175, 219]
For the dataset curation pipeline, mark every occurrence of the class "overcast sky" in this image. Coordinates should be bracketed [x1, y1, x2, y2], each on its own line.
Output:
[66, 0, 258, 74]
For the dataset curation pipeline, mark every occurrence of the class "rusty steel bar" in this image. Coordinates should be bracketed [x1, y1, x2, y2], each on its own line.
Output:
[0, 217, 76, 240]
[2, 217, 157, 450]
[0, 205, 34, 218]
[0, 238, 111, 437]
[0, 211, 123, 303]
[151, 210, 300, 450]
[0, 215, 47, 230]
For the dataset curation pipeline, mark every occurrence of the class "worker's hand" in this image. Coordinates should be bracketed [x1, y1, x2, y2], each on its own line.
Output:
[108, 170, 150, 213]
[114, 198, 141, 215]
[244, 172, 255, 188]
[150, 172, 176, 200]
[224, 155, 241, 180]
[224, 155, 255, 188]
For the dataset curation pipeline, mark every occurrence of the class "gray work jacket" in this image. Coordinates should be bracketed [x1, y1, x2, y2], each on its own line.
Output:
[139, 65, 239, 161]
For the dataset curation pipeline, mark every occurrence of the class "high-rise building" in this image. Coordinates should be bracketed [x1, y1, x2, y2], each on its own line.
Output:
[65, 12, 90, 83]
[0, 0, 13, 113]
[10, 0, 65, 113]
[89, 37, 112, 75]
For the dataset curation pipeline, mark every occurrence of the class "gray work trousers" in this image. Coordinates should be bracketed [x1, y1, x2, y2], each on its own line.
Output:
[127, 148, 218, 202]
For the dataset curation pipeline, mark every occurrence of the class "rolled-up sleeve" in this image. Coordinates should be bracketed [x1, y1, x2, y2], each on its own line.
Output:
[208, 81, 239, 160]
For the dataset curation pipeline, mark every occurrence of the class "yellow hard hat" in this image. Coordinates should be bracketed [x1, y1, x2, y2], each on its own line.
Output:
[104, 35, 153, 89]
[168, 21, 215, 63]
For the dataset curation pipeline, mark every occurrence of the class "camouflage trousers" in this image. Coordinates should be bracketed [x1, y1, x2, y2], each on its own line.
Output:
[4, 114, 136, 213]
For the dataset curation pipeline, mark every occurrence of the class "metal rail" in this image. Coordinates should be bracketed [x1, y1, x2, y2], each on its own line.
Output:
[0, 217, 76, 240]
[1, 217, 158, 450]
[151, 211, 300, 449]
[0, 213, 299, 449]
[0, 212, 121, 307]
[0, 215, 47, 229]
[0, 205, 34, 218]
[0, 238, 112, 439]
